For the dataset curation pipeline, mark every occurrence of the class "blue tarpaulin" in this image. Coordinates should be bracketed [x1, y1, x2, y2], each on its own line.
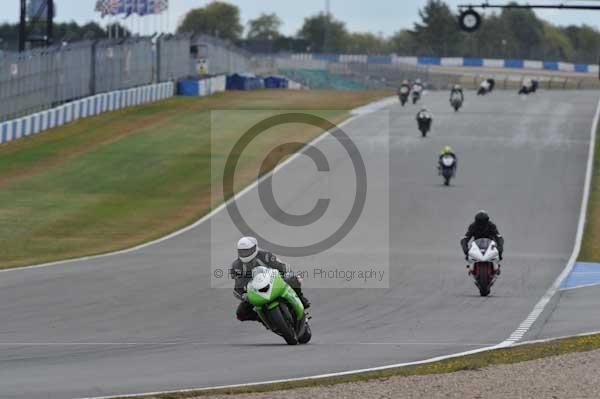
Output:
[178, 80, 200, 96]
[264, 76, 289, 89]
[226, 73, 264, 90]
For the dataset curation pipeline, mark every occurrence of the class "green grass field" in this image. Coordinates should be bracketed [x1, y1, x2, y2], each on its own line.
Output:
[0, 90, 388, 269]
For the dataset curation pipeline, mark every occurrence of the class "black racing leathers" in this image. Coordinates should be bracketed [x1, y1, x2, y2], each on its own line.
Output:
[461, 222, 504, 258]
[230, 250, 305, 321]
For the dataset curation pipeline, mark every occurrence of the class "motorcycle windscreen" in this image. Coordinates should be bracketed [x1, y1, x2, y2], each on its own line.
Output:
[473, 238, 492, 252]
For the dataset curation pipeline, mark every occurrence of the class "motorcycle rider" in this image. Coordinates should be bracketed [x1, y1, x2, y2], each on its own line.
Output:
[411, 79, 424, 104]
[413, 78, 424, 92]
[519, 78, 533, 95]
[398, 79, 411, 94]
[416, 108, 432, 128]
[416, 108, 432, 135]
[478, 79, 491, 95]
[231, 237, 311, 322]
[460, 211, 504, 261]
[398, 80, 411, 104]
[449, 84, 464, 102]
[438, 145, 457, 174]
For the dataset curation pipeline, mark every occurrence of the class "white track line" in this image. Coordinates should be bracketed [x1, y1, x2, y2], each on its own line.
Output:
[0, 341, 495, 347]
[79, 344, 505, 399]
[517, 329, 600, 346]
[80, 95, 600, 399]
[79, 329, 600, 399]
[7, 94, 598, 399]
[79, 330, 600, 399]
[0, 97, 395, 275]
[559, 282, 600, 291]
[499, 95, 600, 346]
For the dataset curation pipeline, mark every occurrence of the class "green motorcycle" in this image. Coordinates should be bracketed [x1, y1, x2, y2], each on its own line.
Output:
[247, 266, 312, 345]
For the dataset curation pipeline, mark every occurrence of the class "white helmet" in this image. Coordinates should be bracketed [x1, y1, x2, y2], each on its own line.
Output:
[237, 236, 258, 263]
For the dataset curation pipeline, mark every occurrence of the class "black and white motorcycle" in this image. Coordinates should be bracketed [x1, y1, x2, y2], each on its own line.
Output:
[416, 110, 432, 137]
[466, 238, 501, 297]
[450, 92, 463, 112]
[412, 84, 423, 104]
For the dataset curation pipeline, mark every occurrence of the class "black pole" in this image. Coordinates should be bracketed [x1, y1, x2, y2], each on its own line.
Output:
[47, 0, 54, 46]
[459, 3, 600, 10]
[19, 0, 26, 52]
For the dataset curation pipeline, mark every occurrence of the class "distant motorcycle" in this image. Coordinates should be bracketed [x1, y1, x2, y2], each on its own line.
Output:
[450, 93, 463, 112]
[439, 154, 456, 185]
[246, 266, 312, 345]
[416, 110, 432, 137]
[398, 86, 410, 106]
[412, 84, 423, 104]
[477, 82, 490, 95]
[519, 79, 539, 95]
[466, 239, 501, 296]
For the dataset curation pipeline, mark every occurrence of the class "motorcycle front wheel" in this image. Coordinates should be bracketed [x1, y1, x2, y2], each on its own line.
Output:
[476, 264, 491, 296]
[298, 322, 312, 344]
[266, 305, 298, 345]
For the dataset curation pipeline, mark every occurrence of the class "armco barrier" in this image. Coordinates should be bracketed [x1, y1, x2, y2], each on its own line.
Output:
[286, 53, 596, 74]
[464, 58, 484, 67]
[0, 81, 174, 145]
[178, 75, 300, 95]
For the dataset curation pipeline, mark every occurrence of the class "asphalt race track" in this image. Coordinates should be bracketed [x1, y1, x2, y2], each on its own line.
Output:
[0, 90, 598, 399]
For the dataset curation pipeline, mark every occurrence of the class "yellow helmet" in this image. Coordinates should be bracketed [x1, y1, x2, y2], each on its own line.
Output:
[442, 145, 453, 154]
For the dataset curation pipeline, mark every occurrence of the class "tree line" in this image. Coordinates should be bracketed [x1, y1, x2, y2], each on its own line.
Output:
[177, 0, 600, 64]
[1, 0, 598, 64]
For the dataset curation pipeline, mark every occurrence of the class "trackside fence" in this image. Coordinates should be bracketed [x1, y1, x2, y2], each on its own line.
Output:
[0, 35, 194, 122]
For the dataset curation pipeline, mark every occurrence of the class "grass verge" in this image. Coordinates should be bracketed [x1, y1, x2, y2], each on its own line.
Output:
[579, 116, 600, 261]
[117, 332, 600, 399]
[0, 90, 389, 269]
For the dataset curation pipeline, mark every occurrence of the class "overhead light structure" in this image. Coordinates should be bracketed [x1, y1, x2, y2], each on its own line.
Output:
[457, 2, 600, 32]
[458, 8, 481, 32]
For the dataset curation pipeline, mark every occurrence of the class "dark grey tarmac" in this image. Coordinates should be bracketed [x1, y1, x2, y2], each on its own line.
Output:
[0, 91, 597, 399]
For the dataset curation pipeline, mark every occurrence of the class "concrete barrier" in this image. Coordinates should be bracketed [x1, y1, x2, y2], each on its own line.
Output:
[0, 81, 175, 145]
[284, 53, 596, 74]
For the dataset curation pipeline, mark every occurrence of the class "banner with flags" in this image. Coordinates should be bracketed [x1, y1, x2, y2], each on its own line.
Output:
[95, 0, 121, 18]
[121, 0, 137, 18]
[94, 0, 169, 18]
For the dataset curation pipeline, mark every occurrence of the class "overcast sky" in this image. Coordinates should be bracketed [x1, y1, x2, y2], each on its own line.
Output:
[2, 0, 600, 37]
